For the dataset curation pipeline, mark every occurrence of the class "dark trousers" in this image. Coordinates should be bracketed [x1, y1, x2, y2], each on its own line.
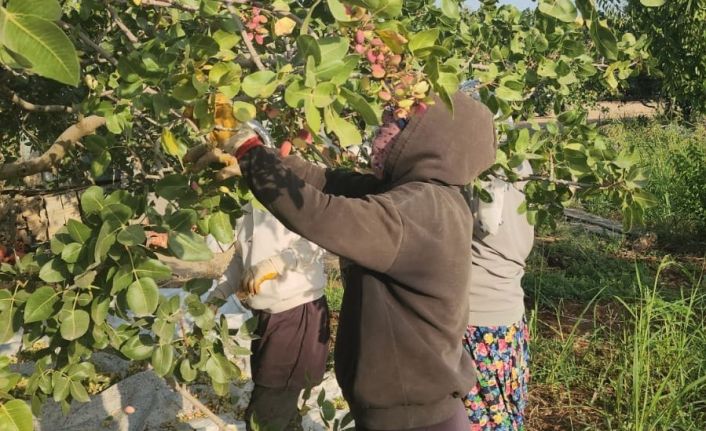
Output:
[245, 297, 330, 431]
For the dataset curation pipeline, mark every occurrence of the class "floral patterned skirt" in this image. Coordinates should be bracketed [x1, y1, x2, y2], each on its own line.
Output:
[462, 317, 530, 431]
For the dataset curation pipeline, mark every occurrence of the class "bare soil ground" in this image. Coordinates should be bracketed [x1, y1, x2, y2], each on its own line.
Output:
[523, 101, 659, 128]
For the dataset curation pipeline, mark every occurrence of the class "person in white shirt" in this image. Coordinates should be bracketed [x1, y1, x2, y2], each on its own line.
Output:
[209, 203, 329, 431]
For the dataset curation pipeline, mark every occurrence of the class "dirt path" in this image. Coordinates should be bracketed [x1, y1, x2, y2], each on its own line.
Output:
[520, 101, 658, 128]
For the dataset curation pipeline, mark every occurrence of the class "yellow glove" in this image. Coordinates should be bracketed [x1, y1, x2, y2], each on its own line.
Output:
[239, 255, 286, 297]
[183, 94, 259, 180]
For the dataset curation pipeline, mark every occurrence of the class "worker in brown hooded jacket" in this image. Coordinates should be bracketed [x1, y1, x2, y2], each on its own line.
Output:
[185, 91, 496, 430]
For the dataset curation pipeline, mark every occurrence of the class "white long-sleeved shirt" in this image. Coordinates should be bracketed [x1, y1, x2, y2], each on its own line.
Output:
[216, 204, 326, 314]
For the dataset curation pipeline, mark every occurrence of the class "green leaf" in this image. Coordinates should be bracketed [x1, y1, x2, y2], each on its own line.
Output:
[205, 354, 233, 384]
[39, 258, 67, 283]
[60, 243, 82, 264]
[324, 107, 361, 147]
[440, 0, 461, 20]
[242, 71, 278, 98]
[155, 174, 190, 200]
[304, 98, 322, 133]
[0, 9, 80, 85]
[168, 232, 213, 262]
[80, 186, 104, 215]
[476, 63, 498, 84]
[574, 0, 595, 17]
[285, 79, 308, 108]
[24, 286, 57, 323]
[209, 62, 241, 87]
[538, 0, 578, 23]
[111, 266, 133, 295]
[495, 81, 524, 102]
[7, 0, 62, 21]
[76, 269, 97, 289]
[537, 60, 557, 78]
[66, 219, 92, 244]
[94, 219, 121, 262]
[434, 71, 460, 107]
[179, 359, 198, 382]
[189, 35, 219, 60]
[50, 229, 72, 255]
[120, 334, 155, 361]
[90, 147, 111, 179]
[100, 203, 132, 225]
[327, 0, 361, 22]
[151, 344, 174, 377]
[134, 259, 172, 282]
[161, 128, 187, 159]
[341, 88, 381, 126]
[126, 278, 159, 317]
[232, 101, 256, 122]
[152, 318, 175, 341]
[0, 308, 19, 344]
[238, 315, 260, 341]
[172, 79, 198, 102]
[69, 381, 90, 403]
[117, 225, 146, 246]
[297, 35, 321, 64]
[209, 211, 234, 244]
[0, 290, 12, 313]
[640, 0, 665, 6]
[350, 0, 402, 18]
[90, 296, 110, 324]
[166, 209, 198, 233]
[326, 55, 360, 86]
[317, 37, 349, 65]
[408, 29, 439, 55]
[322, 400, 336, 421]
[0, 399, 33, 431]
[51, 372, 70, 402]
[312, 82, 337, 108]
[60, 309, 89, 341]
[633, 190, 658, 208]
[590, 19, 618, 61]
[185, 278, 213, 296]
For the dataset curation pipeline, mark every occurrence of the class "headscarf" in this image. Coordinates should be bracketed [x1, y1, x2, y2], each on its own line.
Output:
[370, 103, 428, 178]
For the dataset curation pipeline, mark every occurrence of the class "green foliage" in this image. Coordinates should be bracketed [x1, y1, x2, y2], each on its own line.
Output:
[624, 0, 706, 118]
[0, 0, 79, 85]
[589, 121, 706, 246]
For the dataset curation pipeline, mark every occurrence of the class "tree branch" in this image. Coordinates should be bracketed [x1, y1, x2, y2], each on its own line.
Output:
[498, 174, 615, 190]
[1, 86, 74, 113]
[169, 379, 230, 431]
[106, 3, 140, 44]
[0, 116, 106, 181]
[115, 0, 199, 12]
[225, 0, 266, 71]
[59, 21, 119, 66]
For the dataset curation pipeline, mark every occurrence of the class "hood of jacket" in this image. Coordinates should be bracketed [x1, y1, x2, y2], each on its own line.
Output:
[384, 91, 497, 186]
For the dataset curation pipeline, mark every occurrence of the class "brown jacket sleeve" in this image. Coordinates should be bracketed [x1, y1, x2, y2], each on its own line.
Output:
[282, 155, 382, 198]
[239, 147, 402, 273]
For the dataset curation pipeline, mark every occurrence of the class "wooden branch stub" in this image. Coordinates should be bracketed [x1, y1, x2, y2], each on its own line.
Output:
[0, 116, 106, 181]
[1, 86, 74, 113]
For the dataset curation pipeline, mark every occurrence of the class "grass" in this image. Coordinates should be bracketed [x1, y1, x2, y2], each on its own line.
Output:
[586, 119, 706, 250]
[524, 225, 705, 430]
